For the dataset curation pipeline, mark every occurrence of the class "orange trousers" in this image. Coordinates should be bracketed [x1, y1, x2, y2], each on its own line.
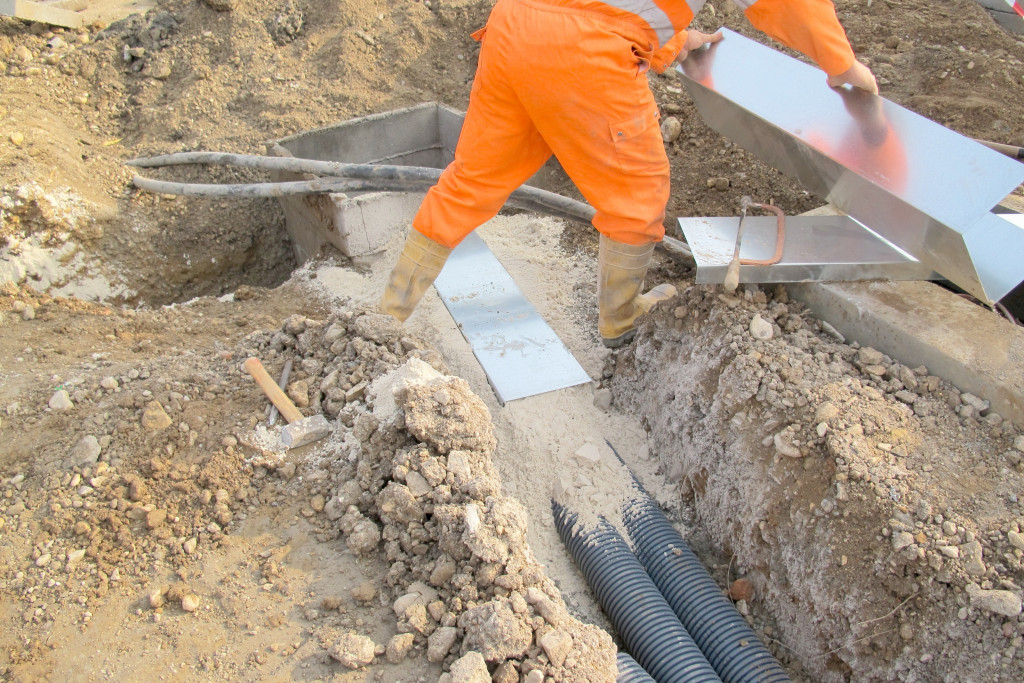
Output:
[413, 0, 670, 248]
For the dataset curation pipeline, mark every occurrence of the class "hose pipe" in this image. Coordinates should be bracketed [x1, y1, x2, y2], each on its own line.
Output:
[617, 651, 657, 682]
[621, 496, 790, 683]
[551, 500, 722, 683]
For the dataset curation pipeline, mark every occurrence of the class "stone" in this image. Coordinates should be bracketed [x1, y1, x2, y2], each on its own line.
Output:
[593, 387, 612, 410]
[967, 584, 1022, 617]
[749, 314, 773, 340]
[660, 116, 682, 143]
[942, 521, 957, 536]
[327, 631, 376, 669]
[386, 632, 415, 664]
[49, 390, 73, 411]
[377, 482, 424, 524]
[405, 470, 431, 498]
[574, 443, 602, 464]
[69, 435, 101, 467]
[9, 131, 25, 147]
[492, 661, 519, 683]
[857, 347, 884, 365]
[181, 594, 200, 612]
[729, 578, 754, 601]
[146, 509, 167, 529]
[539, 629, 573, 667]
[524, 670, 544, 683]
[961, 541, 986, 576]
[430, 556, 457, 587]
[458, 600, 532, 661]
[892, 531, 914, 551]
[449, 651, 490, 683]
[773, 430, 802, 458]
[426, 625, 458, 663]
[13, 45, 31, 62]
[100, 376, 118, 390]
[202, 0, 235, 10]
[141, 401, 172, 430]
[1008, 531, 1024, 552]
[814, 402, 840, 423]
[183, 537, 197, 555]
[340, 508, 381, 555]
[22, 306, 35, 321]
[351, 581, 376, 603]
[148, 586, 166, 609]
[286, 380, 310, 407]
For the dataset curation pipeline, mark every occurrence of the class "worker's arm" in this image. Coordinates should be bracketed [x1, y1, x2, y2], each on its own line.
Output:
[742, 0, 877, 92]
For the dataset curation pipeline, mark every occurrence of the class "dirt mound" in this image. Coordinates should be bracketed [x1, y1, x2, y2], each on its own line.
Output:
[611, 284, 1024, 681]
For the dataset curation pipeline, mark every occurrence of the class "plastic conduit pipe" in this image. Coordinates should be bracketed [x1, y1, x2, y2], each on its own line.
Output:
[551, 500, 722, 683]
[617, 651, 657, 682]
[621, 495, 791, 683]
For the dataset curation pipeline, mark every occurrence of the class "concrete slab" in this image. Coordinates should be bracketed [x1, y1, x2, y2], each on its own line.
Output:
[789, 207, 1024, 428]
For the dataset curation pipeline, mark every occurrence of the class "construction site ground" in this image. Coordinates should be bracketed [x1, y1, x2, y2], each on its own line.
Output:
[2, 0, 1024, 681]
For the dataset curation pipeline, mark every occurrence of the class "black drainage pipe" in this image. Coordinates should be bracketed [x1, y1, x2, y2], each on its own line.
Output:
[621, 495, 791, 683]
[617, 651, 657, 682]
[552, 500, 722, 683]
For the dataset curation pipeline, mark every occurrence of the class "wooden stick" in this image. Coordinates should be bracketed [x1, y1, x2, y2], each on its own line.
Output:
[243, 357, 303, 424]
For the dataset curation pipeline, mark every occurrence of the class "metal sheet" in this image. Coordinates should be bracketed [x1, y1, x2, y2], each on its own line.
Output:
[433, 232, 592, 404]
[681, 214, 938, 285]
[677, 29, 1024, 303]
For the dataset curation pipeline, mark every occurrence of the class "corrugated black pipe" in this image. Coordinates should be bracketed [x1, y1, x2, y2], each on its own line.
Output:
[617, 651, 657, 682]
[621, 495, 790, 683]
[552, 500, 722, 683]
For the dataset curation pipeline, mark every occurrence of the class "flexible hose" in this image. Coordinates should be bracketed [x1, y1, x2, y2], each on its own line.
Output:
[128, 151, 696, 263]
[127, 152, 596, 224]
[617, 651, 657, 682]
[621, 496, 791, 683]
[551, 500, 722, 683]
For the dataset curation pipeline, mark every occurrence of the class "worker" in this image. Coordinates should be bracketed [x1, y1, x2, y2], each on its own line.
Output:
[381, 0, 878, 347]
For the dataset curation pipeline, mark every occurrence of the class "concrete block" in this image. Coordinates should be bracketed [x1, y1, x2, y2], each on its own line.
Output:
[789, 279, 1024, 427]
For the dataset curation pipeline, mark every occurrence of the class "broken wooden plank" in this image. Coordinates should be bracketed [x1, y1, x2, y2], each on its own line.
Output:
[0, 0, 156, 29]
[0, 0, 84, 28]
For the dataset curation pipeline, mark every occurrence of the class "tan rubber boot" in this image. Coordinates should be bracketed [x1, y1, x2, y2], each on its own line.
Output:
[598, 234, 676, 348]
[380, 229, 453, 322]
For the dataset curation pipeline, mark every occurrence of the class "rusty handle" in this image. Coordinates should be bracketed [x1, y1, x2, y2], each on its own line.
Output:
[738, 202, 785, 267]
[243, 357, 303, 424]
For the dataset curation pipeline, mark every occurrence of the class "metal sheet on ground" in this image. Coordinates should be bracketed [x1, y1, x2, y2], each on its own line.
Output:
[433, 232, 592, 403]
[679, 214, 939, 285]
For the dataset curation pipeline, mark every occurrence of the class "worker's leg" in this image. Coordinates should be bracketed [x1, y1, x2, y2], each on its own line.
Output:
[412, 5, 553, 248]
[502, 2, 675, 344]
[381, 2, 552, 321]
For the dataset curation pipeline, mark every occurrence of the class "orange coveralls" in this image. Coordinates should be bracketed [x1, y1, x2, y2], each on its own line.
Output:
[413, 0, 859, 248]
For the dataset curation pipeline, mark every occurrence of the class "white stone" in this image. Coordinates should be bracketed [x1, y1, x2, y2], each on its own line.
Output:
[49, 390, 73, 411]
[574, 443, 602, 464]
[749, 314, 773, 340]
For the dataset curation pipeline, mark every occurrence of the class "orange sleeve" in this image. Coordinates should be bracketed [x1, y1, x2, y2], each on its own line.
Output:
[744, 0, 856, 76]
[651, 30, 689, 74]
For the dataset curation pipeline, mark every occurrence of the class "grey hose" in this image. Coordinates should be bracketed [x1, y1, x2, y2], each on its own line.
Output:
[128, 151, 695, 262]
[127, 152, 596, 224]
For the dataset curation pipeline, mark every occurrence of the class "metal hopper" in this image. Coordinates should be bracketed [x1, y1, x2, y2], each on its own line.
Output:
[676, 29, 1024, 304]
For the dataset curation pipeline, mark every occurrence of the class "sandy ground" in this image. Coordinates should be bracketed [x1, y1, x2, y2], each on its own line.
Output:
[2, 0, 1024, 680]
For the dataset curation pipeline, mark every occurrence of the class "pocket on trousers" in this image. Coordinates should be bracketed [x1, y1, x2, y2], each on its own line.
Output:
[608, 109, 663, 174]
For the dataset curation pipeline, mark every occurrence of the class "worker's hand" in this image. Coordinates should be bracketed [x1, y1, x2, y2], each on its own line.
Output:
[826, 60, 878, 94]
[673, 29, 724, 65]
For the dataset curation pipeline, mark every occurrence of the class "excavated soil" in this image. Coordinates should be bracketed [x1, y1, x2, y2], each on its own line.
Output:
[2, 0, 1024, 681]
